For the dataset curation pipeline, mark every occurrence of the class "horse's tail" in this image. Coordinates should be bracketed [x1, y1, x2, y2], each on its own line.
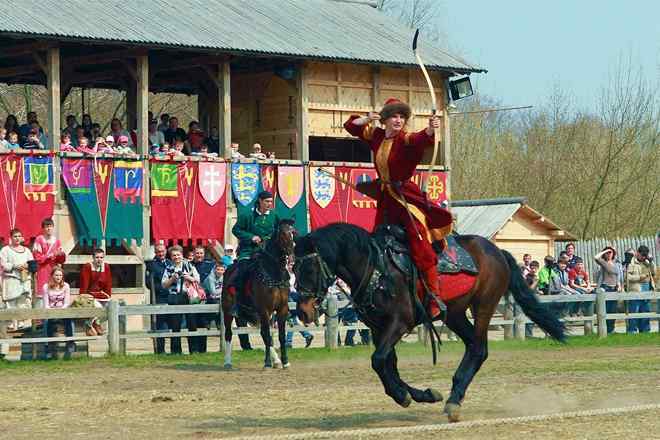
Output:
[501, 250, 566, 342]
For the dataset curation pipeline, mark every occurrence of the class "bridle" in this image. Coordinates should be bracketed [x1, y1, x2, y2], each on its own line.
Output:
[294, 251, 336, 299]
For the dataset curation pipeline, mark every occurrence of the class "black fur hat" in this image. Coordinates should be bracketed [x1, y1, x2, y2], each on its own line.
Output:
[380, 98, 411, 122]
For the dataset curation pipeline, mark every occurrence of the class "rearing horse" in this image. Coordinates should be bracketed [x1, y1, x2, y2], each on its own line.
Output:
[294, 223, 565, 422]
[222, 219, 315, 369]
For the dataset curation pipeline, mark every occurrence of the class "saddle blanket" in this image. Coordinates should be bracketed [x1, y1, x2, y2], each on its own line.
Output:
[438, 272, 477, 301]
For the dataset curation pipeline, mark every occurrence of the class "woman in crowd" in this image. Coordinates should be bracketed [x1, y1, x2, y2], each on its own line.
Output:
[0, 228, 35, 331]
[187, 120, 205, 153]
[43, 267, 76, 358]
[594, 246, 621, 334]
[32, 218, 66, 308]
[3, 114, 18, 135]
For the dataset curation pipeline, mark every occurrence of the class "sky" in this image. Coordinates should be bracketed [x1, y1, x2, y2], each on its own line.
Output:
[436, 1, 660, 110]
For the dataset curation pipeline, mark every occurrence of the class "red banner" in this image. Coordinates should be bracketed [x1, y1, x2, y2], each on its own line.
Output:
[151, 161, 227, 243]
[0, 155, 54, 242]
[346, 168, 378, 231]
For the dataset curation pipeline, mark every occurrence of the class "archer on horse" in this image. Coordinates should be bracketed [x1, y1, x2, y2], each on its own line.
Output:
[344, 98, 452, 320]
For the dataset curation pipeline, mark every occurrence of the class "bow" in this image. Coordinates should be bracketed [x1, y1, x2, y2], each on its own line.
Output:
[412, 29, 439, 193]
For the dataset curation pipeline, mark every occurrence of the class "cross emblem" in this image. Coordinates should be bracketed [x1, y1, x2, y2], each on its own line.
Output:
[202, 168, 221, 200]
[426, 175, 444, 200]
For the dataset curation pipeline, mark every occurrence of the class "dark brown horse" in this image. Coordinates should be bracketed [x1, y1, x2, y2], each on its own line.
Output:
[222, 219, 315, 369]
[294, 223, 565, 422]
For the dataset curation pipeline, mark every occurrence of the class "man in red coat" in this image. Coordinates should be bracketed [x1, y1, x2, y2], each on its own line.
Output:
[79, 248, 112, 335]
[344, 98, 452, 320]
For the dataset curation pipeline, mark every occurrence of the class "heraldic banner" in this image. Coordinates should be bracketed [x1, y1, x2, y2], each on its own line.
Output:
[275, 165, 308, 234]
[151, 161, 227, 243]
[309, 166, 448, 231]
[0, 154, 55, 241]
[62, 158, 143, 243]
[231, 162, 260, 218]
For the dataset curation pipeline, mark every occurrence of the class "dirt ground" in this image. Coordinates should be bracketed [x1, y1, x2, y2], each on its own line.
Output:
[1, 342, 658, 439]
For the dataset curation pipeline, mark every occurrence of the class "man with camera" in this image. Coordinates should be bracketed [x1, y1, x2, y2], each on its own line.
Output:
[146, 243, 181, 355]
[625, 245, 656, 334]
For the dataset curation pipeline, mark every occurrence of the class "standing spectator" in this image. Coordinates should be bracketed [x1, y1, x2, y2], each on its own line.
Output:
[18, 111, 39, 142]
[22, 129, 45, 149]
[79, 248, 112, 336]
[331, 277, 368, 346]
[565, 243, 580, 268]
[162, 245, 200, 355]
[201, 262, 225, 336]
[90, 123, 102, 142]
[186, 121, 205, 153]
[594, 246, 621, 334]
[81, 114, 93, 137]
[0, 228, 35, 331]
[518, 260, 540, 337]
[71, 126, 86, 147]
[63, 115, 78, 137]
[59, 133, 74, 151]
[537, 256, 558, 294]
[157, 113, 170, 133]
[568, 257, 593, 316]
[109, 118, 133, 147]
[146, 243, 182, 355]
[30, 121, 49, 148]
[32, 218, 66, 308]
[625, 245, 656, 334]
[6, 132, 20, 150]
[249, 143, 267, 159]
[221, 244, 235, 268]
[230, 142, 244, 159]
[164, 117, 187, 144]
[521, 253, 532, 277]
[206, 126, 220, 156]
[43, 267, 75, 359]
[0, 128, 8, 150]
[4, 114, 19, 136]
[285, 262, 314, 348]
[189, 245, 214, 353]
[148, 119, 165, 149]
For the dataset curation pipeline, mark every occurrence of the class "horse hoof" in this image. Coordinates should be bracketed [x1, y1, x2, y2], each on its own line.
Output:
[273, 361, 283, 369]
[444, 402, 461, 423]
[427, 388, 444, 402]
[223, 364, 232, 370]
[282, 362, 290, 369]
[264, 364, 273, 369]
[399, 392, 412, 408]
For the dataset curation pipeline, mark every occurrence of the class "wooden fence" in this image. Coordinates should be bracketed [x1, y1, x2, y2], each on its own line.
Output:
[0, 290, 658, 359]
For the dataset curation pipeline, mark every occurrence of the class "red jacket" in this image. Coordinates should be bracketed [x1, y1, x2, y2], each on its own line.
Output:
[79, 263, 112, 300]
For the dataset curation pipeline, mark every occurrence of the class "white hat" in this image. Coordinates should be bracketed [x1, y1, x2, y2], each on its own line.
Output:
[224, 244, 235, 250]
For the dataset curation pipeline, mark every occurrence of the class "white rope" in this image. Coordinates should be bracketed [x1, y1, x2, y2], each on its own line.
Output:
[226, 403, 660, 440]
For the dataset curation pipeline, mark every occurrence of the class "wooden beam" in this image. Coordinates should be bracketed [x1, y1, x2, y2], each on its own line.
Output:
[0, 41, 53, 58]
[296, 62, 309, 161]
[31, 52, 47, 74]
[201, 65, 222, 89]
[218, 61, 231, 159]
[151, 55, 229, 73]
[64, 48, 144, 66]
[126, 80, 137, 130]
[46, 47, 61, 151]
[121, 59, 138, 82]
[0, 64, 41, 78]
[136, 55, 149, 155]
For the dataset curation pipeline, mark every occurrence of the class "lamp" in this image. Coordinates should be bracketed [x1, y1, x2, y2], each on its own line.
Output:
[448, 76, 473, 101]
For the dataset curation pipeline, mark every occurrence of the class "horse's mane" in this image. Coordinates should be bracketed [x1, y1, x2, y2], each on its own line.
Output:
[304, 223, 371, 267]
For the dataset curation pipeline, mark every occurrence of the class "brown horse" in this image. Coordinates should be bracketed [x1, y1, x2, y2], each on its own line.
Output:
[222, 219, 315, 369]
[294, 223, 565, 422]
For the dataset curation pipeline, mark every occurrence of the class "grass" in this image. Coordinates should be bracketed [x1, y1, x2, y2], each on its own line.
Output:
[0, 332, 657, 373]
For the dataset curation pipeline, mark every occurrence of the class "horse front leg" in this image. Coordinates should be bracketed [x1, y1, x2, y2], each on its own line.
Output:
[259, 313, 282, 368]
[388, 348, 443, 404]
[222, 305, 234, 370]
[371, 324, 411, 407]
[277, 309, 289, 368]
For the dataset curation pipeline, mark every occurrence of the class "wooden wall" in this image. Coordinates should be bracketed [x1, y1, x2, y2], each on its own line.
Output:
[494, 211, 557, 262]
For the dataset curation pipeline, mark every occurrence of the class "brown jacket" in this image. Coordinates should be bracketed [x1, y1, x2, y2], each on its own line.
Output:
[625, 258, 656, 292]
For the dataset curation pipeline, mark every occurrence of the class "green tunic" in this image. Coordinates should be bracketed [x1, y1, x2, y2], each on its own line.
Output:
[232, 208, 280, 259]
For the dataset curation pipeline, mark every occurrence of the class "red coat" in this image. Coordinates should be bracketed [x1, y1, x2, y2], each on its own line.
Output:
[79, 263, 112, 300]
[344, 115, 452, 271]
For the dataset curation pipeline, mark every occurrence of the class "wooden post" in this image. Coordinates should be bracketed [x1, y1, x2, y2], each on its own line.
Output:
[136, 54, 149, 155]
[218, 61, 231, 160]
[107, 300, 120, 354]
[118, 300, 127, 355]
[503, 294, 513, 340]
[514, 304, 526, 341]
[596, 288, 607, 338]
[126, 82, 137, 131]
[584, 297, 594, 336]
[324, 294, 338, 349]
[441, 78, 452, 203]
[218, 302, 226, 353]
[46, 47, 61, 151]
[296, 62, 309, 161]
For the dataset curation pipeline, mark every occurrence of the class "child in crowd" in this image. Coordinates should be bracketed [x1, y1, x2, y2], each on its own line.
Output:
[0, 128, 8, 150]
[568, 257, 593, 316]
[170, 138, 186, 157]
[59, 133, 75, 151]
[22, 130, 45, 149]
[104, 135, 116, 150]
[43, 267, 75, 359]
[114, 135, 135, 155]
[6, 132, 20, 150]
[187, 121, 205, 152]
[94, 137, 114, 154]
[76, 136, 95, 155]
[32, 218, 66, 308]
[192, 143, 218, 158]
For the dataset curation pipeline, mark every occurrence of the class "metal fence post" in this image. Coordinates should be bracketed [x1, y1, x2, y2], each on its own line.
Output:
[596, 288, 607, 338]
[324, 294, 338, 349]
[107, 300, 120, 354]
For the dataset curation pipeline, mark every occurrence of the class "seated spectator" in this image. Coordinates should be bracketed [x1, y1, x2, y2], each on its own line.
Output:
[114, 135, 136, 155]
[105, 135, 116, 150]
[79, 248, 112, 336]
[625, 245, 656, 334]
[187, 121, 205, 152]
[157, 113, 169, 133]
[0, 128, 8, 150]
[230, 142, 244, 159]
[164, 117, 187, 144]
[206, 126, 220, 155]
[6, 132, 20, 150]
[90, 123, 102, 142]
[0, 228, 35, 331]
[72, 126, 86, 147]
[18, 111, 39, 142]
[565, 242, 580, 268]
[75, 136, 95, 155]
[192, 143, 217, 158]
[594, 246, 621, 334]
[81, 114, 93, 137]
[146, 243, 182, 355]
[169, 137, 186, 157]
[148, 119, 165, 149]
[63, 114, 78, 137]
[568, 257, 593, 316]
[537, 256, 558, 294]
[109, 118, 133, 147]
[249, 143, 267, 159]
[22, 129, 46, 149]
[221, 245, 235, 268]
[267, 151, 276, 159]
[94, 137, 114, 154]
[43, 267, 75, 359]
[526, 260, 540, 290]
[4, 114, 19, 137]
[30, 121, 49, 147]
[59, 133, 74, 151]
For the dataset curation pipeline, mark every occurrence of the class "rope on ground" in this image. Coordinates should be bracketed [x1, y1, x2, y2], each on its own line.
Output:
[227, 403, 660, 440]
